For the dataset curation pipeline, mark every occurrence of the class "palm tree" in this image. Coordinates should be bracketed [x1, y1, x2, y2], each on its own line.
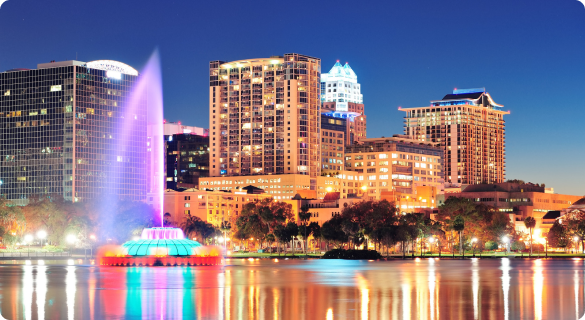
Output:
[524, 216, 536, 256]
[298, 205, 311, 254]
[453, 215, 465, 256]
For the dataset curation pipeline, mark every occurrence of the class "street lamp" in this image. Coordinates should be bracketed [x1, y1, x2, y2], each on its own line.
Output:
[37, 230, 47, 248]
[67, 235, 76, 257]
[574, 236, 580, 254]
[502, 236, 510, 254]
[24, 234, 33, 257]
[471, 237, 478, 257]
[428, 237, 435, 256]
[89, 234, 96, 258]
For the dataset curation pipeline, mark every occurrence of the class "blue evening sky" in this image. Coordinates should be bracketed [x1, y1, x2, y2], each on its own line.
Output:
[1, 0, 584, 195]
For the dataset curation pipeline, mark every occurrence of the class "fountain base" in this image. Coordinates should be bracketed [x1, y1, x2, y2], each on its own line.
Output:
[99, 227, 222, 267]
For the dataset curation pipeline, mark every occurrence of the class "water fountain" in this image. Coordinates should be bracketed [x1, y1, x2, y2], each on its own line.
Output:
[100, 227, 221, 266]
[100, 50, 221, 267]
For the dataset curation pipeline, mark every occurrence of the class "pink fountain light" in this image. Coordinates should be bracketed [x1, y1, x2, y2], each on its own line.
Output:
[127, 49, 165, 226]
[141, 227, 185, 240]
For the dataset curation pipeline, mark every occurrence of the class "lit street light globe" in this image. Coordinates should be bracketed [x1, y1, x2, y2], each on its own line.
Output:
[66, 234, 77, 244]
[502, 236, 509, 243]
[428, 237, 435, 243]
[471, 237, 478, 243]
[37, 230, 47, 239]
[24, 234, 33, 243]
[574, 236, 580, 242]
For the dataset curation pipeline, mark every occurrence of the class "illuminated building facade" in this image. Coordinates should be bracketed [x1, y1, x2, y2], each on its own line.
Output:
[402, 88, 508, 185]
[320, 114, 345, 173]
[320, 61, 366, 144]
[0, 60, 146, 205]
[154, 188, 273, 227]
[445, 182, 582, 234]
[165, 133, 209, 190]
[208, 53, 322, 184]
[344, 136, 444, 210]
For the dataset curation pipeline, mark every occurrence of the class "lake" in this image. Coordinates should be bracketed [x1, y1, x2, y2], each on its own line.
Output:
[0, 258, 583, 319]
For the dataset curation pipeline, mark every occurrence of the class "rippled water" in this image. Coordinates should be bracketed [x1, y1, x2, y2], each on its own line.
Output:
[0, 258, 583, 319]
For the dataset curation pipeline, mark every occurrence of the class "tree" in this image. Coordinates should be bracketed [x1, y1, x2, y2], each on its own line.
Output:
[547, 220, 569, 250]
[285, 222, 299, 254]
[511, 241, 526, 252]
[298, 205, 311, 253]
[321, 214, 348, 248]
[524, 216, 536, 256]
[0, 198, 26, 237]
[181, 214, 219, 245]
[452, 215, 465, 255]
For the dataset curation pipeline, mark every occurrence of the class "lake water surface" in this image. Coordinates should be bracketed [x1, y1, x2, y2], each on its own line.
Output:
[0, 258, 583, 319]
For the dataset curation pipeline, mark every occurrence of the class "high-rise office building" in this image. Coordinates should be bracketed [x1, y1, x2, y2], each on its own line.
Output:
[165, 132, 209, 190]
[401, 88, 508, 185]
[320, 61, 366, 144]
[0, 60, 146, 205]
[320, 114, 345, 172]
[209, 53, 321, 184]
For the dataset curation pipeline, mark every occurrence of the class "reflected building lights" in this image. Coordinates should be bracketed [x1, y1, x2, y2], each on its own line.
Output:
[22, 265, 33, 320]
[501, 258, 510, 320]
[66, 266, 76, 320]
[429, 259, 436, 320]
[533, 259, 543, 320]
[36, 265, 47, 320]
[576, 270, 580, 320]
[402, 283, 411, 320]
[472, 259, 479, 320]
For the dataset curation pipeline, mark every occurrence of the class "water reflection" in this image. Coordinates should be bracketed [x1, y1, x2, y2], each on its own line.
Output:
[501, 258, 510, 320]
[533, 259, 543, 320]
[0, 259, 585, 319]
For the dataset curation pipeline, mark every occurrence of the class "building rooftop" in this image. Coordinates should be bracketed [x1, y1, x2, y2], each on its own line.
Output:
[442, 92, 484, 100]
[321, 61, 358, 83]
[462, 182, 545, 193]
[542, 211, 561, 220]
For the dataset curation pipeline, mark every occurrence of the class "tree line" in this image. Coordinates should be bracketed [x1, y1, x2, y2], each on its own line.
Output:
[222, 196, 585, 256]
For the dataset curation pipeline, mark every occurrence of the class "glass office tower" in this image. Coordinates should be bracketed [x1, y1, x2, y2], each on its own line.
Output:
[0, 60, 146, 205]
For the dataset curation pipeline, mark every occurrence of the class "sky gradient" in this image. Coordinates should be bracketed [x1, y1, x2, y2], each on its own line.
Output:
[1, 0, 584, 195]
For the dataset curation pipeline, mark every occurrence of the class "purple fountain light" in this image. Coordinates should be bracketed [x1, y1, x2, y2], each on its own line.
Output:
[141, 227, 185, 240]
[124, 49, 165, 225]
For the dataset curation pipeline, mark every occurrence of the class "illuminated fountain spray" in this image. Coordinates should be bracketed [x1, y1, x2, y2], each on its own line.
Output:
[143, 50, 165, 226]
[99, 50, 222, 267]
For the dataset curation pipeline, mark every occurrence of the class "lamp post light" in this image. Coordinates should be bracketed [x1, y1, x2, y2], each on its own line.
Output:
[428, 237, 435, 256]
[37, 230, 47, 248]
[502, 236, 510, 255]
[471, 237, 478, 258]
[89, 234, 96, 258]
[24, 234, 33, 257]
[67, 235, 76, 257]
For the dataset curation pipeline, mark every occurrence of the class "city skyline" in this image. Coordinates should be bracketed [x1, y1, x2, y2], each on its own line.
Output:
[1, 0, 584, 195]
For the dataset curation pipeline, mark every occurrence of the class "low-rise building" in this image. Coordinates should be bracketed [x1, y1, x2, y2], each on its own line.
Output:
[149, 187, 272, 228]
[343, 135, 444, 210]
[445, 182, 582, 234]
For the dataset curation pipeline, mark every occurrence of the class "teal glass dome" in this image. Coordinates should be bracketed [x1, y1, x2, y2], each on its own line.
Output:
[122, 239, 202, 256]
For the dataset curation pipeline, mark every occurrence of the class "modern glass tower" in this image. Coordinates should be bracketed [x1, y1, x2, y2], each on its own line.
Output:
[209, 53, 321, 183]
[0, 60, 146, 205]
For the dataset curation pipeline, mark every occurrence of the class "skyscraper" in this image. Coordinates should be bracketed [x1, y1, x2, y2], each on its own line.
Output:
[208, 53, 321, 182]
[0, 60, 146, 205]
[320, 61, 366, 144]
[401, 88, 508, 185]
